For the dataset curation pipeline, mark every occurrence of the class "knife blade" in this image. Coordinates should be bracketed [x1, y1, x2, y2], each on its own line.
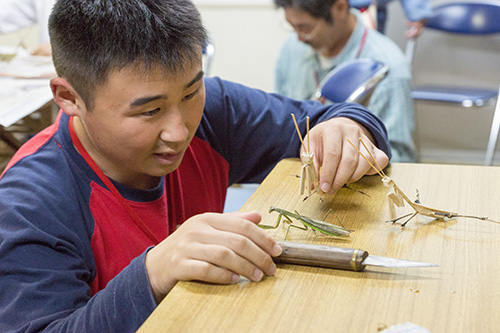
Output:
[274, 241, 438, 272]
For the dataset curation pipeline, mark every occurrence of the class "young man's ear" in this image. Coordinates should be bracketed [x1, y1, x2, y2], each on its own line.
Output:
[331, 0, 349, 19]
[50, 77, 85, 117]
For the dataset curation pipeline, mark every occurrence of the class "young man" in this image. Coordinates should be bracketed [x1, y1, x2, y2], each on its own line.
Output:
[0, 0, 390, 331]
[274, 0, 416, 163]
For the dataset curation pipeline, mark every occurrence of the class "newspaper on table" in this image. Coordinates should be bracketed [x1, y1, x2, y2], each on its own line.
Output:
[0, 47, 54, 128]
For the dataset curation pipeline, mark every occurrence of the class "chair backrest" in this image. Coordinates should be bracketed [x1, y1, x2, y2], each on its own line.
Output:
[406, 2, 500, 63]
[315, 58, 389, 106]
[202, 39, 215, 76]
[426, 2, 500, 35]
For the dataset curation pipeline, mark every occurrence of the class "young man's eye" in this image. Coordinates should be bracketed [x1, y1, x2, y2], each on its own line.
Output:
[184, 88, 199, 101]
[142, 108, 161, 117]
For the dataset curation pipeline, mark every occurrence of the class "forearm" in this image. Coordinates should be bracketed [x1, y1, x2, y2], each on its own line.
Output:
[0, 247, 155, 332]
[49, 253, 156, 332]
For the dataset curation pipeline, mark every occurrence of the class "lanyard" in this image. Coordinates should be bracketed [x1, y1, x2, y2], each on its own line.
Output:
[68, 116, 162, 244]
[313, 27, 369, 89]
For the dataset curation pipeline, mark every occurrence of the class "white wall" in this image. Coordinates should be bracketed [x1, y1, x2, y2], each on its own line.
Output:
[196, 2, 288, 92]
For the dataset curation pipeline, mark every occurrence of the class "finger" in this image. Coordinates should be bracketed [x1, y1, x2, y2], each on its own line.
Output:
[197, 228, 277, 277]
[177, 258, 241, 285]
[205, 243, 272, 282]
[234, 211, 262, 225]
[327, 136, 361, 193]
[316, 131, 343, 194]
[344, 147, 376, 183]
[179, 243, 272, 283]
[344, 137, 389, 184]
[364, 147, 389, 176]
[354, 134, 389, 177]
[208, 214, 282, 257]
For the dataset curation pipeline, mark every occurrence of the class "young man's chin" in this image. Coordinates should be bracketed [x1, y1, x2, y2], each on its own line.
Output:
[150, 159, 184, 177]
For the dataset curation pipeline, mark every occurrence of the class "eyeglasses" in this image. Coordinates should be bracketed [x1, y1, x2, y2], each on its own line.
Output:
[297, 20, 323, 41]
[289, 20, 322, 42]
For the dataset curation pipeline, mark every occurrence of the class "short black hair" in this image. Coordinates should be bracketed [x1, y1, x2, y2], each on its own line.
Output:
[273, 0, 338, 22]
[49, 0, 207, 110]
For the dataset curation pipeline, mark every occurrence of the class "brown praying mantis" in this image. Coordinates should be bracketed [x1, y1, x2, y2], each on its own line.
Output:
[347, 138, 500, 227]
[291, 114, 319, 197]
[259, 206, 351, 238]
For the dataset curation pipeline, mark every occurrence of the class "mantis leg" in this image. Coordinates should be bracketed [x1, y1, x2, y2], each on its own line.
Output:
[388, 212, 414, 224]
[400, 212, 418, 227]
[387, 193, 397, 220]
[281, 214, 306, 238]
[388, 212, 418, 227]
[322, 209, 344, 227]
[258, 212, 288, 230]
[299, 165, 306, 195]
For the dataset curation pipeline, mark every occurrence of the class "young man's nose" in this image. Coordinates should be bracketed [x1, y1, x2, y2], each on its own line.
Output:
[159, 109, 189, 143]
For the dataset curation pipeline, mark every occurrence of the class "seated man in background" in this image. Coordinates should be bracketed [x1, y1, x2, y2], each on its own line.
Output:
[0, 0, 390, 331]
[274, 0, 416, 162]
[0, 0, 55, 56]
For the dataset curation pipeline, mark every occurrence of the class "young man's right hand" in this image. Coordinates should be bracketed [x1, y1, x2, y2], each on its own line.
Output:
[145, 211, 282, 303]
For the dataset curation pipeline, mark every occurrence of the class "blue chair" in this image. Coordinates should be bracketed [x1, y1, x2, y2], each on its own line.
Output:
[314, 58, 389, 107]
[349, 0, 373, 10]
[202, 38, 215, 77]
[405, 2, 500, 165]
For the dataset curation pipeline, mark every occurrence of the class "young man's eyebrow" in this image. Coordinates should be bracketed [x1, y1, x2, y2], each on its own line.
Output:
[130, 95, 167, 108]
[129, 71, 204, 108]
[186, 71, 204, 88]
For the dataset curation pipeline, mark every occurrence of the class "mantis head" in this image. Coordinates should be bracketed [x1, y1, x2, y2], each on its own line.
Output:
[382, 176, 394, 188]
[300, 151, 315, 164]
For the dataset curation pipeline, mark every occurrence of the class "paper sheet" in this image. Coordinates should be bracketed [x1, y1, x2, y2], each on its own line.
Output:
[0, 47, 54, 128]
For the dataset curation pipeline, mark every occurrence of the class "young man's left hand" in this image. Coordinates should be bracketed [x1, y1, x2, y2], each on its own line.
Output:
[305, 117, 389, 195]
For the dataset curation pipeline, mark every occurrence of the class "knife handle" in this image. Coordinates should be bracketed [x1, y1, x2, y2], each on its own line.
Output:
[274, 241, 369, 271]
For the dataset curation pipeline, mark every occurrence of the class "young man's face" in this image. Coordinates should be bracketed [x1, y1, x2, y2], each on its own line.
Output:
[72, 62, 205, 190]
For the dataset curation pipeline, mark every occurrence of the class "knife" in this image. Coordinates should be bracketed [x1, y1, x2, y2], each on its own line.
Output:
[274, 241, 438, 272]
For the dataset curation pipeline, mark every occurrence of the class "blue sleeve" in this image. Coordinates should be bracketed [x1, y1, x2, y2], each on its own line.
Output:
[0, 160, 156, 332]
[198, 77, 391, 185]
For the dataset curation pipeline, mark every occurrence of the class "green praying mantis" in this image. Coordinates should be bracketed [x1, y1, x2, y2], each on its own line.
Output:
[259, 206, 351, 238]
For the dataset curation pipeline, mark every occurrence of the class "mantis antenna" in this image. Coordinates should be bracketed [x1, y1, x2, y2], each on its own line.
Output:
[291, 114, 318, 196]
[307, 116, 310, 154]
[291, 113, 307, 153]
[358, 138, 388, 177]
[346, 138, 386, 178]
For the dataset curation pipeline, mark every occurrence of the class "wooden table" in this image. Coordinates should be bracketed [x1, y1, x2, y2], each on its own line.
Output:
[138, 159, 500, 332]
